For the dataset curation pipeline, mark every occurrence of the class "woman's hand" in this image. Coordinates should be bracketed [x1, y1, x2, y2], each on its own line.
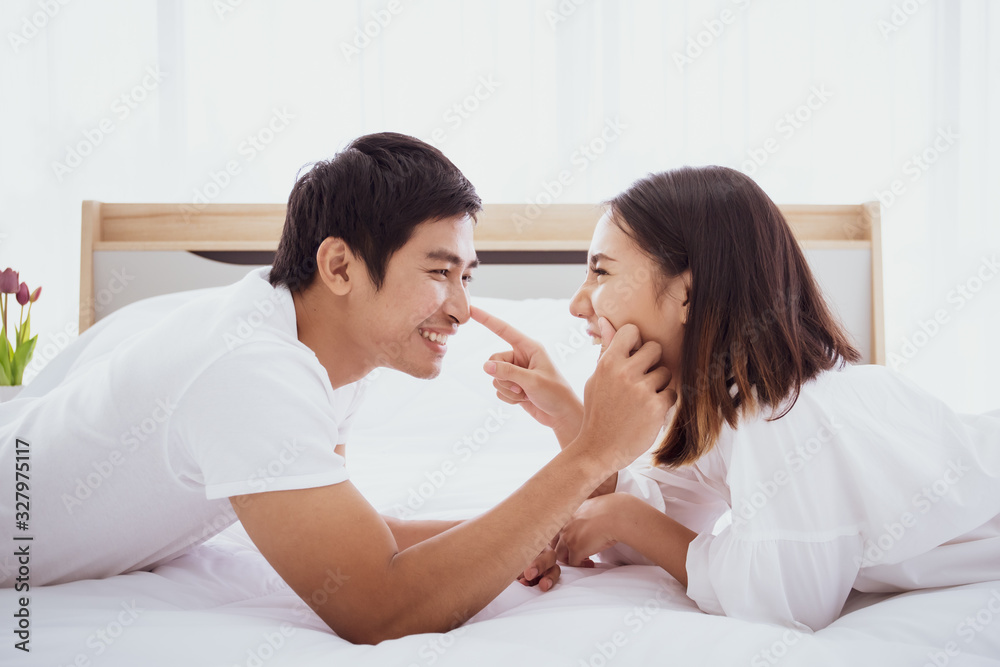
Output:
[557, 493, 697, 587]
[554, 493, 635, 567]
[472, 306, 585, 447]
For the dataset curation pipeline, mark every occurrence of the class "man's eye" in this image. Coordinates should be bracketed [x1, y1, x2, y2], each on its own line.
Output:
[462, 275, 474, 284]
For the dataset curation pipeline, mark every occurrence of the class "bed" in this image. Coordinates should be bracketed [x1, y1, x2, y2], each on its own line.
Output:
[10, 200, 1000, 666]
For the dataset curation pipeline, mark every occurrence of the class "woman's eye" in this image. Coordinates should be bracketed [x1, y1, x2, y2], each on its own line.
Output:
[590, 266, 609, 277]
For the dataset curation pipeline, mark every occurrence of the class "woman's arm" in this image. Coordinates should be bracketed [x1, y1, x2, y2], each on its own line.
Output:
[555, 493, 696, 585]
[611, 495, 696, 586]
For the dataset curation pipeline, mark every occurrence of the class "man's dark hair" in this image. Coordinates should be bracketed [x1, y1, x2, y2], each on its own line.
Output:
[269, 132, 482, 292]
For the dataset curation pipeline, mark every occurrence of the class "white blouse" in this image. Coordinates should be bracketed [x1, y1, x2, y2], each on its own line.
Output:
[610, 363, 1000, 631]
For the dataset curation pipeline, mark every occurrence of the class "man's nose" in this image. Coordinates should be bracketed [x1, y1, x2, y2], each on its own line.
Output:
[446, 280, 472, 325]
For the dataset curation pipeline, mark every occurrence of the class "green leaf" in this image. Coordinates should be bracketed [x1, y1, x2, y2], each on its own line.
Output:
[17, 313, 31, 345]
[0, 337, 12, 386]
[11, 335, 36, 386]
[0, 333, 12, 363]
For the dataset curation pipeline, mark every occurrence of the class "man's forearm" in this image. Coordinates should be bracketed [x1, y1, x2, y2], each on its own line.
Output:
[383, 517, 463, 551]
[375, 441, 611, 639]
[552, 400, 584, 449]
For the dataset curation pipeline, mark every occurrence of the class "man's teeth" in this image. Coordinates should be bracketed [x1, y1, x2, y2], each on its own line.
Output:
[420, 329, 449, 345]
[591, 336, 602, 345]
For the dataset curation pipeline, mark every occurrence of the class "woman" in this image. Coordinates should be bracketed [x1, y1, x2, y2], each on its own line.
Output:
[483, 165, 1000, 631]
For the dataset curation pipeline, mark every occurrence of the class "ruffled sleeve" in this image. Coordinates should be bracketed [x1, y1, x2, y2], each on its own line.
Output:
[602, 450, 731, 566]
[615, 463, 729, 534]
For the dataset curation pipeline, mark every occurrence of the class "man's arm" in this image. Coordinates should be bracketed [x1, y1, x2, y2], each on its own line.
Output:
[233, 440, 612, 643]
[231, 320, 672, 644]
[339, 443, 462, 550]
[345, 451, 555, 580]
[382, 516, 462, 550]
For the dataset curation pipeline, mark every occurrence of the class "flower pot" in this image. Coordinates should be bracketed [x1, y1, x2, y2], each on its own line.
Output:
[0, 385, 24, 402]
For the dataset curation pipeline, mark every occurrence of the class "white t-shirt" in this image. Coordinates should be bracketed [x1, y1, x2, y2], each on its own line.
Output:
[610, 363, 1000, 631]
[0, 267, 365, 586]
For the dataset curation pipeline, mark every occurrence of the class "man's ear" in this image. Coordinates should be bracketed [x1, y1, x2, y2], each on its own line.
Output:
[315, 237, 355, 297]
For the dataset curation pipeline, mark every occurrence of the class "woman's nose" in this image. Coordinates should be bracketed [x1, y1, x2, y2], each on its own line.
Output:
[569, 282, 593, 320]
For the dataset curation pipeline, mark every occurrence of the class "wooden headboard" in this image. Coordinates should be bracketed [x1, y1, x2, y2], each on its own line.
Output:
[79, 201, 884, 364]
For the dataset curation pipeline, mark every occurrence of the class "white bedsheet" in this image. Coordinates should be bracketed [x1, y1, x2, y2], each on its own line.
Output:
[14, 530, 1000, 666]
[4, 296, 1000, 666]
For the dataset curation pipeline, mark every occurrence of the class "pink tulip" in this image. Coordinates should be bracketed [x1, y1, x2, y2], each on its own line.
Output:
[30, 286, 41, 303]
[16, 282, 29, 306]
[0, 268, 17, 294]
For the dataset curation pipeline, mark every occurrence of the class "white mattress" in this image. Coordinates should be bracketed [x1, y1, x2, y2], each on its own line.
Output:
[5, 296, 1000, 666]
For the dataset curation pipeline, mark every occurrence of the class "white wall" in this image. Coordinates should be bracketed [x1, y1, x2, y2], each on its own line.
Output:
[2, 0, 998, 411]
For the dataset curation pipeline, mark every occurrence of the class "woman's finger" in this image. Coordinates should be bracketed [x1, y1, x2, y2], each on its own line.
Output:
[472, 306, 539, 353]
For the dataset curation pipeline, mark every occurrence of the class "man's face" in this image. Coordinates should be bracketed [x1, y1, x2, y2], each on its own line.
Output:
[357, 215, 478, 379]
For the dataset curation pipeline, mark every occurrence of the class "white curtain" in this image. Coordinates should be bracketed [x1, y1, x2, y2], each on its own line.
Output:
[2, 0, 997, 411]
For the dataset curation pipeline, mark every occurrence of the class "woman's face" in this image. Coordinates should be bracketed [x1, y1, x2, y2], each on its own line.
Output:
[569, 213, 689, 388]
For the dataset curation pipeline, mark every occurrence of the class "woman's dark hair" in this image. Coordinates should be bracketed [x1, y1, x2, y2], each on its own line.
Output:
[606, 166, 861, 468]
[270, 132, 482, 292]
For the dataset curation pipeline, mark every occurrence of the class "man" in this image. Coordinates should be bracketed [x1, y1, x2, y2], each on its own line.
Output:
[0, 133, 672, 644]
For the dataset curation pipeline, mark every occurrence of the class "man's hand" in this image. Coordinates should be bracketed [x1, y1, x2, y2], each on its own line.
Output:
[572, 317, 675, 473]
[472, 305, 584, 447]
[517, 545, 566, 591]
